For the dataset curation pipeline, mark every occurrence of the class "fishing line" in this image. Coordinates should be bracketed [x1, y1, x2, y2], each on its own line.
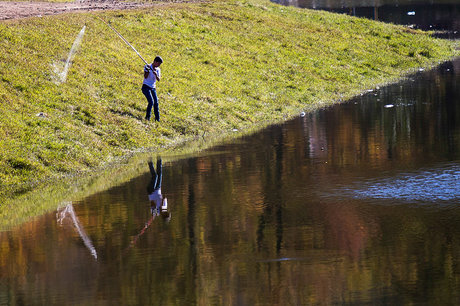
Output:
[96, 16, 151, 68]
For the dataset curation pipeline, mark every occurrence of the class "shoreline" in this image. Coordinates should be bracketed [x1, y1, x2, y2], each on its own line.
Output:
[1, 57, 458, 231]
[0, 0, 459, 228]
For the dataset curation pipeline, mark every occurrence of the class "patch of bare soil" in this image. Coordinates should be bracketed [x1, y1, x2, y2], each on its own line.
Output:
[0, 0, 158, 21]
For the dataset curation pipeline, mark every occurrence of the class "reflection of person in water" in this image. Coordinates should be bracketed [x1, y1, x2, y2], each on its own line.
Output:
[126, 159, 171, 251]
[148, 159, 170, 220]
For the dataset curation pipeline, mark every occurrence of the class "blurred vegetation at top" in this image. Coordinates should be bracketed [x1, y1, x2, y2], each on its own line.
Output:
[0, 0, 458, 197]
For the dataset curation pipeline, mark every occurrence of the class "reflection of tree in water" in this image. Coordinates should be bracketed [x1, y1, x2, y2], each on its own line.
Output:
[186, 160, 198, 301]
[257, 127, 284, 255]
[316, 201, 376, 260]
[304, 112, 328, 159]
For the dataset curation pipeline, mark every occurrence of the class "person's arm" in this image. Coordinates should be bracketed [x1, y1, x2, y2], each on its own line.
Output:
[144, 64, 149, 79]
[153, 68, 160, 82]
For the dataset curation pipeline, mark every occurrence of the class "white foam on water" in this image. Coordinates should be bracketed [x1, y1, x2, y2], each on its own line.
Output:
[52, 25, 86, 84]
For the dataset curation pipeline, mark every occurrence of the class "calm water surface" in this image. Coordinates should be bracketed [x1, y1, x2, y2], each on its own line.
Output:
[1, 57, 459, 304]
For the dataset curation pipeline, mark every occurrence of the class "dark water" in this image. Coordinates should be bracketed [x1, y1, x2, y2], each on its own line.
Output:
[0, 57, 459, 304]
[273, 0, 460, 38]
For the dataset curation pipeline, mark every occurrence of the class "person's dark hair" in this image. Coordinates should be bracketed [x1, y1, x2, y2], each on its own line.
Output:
[154, 56, 163, 63]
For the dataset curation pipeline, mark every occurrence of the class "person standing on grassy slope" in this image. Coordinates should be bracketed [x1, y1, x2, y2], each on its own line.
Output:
[142, 56, 163, 121]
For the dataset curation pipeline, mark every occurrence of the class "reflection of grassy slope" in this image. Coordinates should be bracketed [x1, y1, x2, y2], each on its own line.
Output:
[0, 151, 152, 231]
[0, 131, 249, 231]
[0, 0, 458, 192]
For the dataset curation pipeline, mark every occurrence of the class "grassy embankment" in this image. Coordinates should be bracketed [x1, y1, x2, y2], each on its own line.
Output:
[0, 0, 458, 202]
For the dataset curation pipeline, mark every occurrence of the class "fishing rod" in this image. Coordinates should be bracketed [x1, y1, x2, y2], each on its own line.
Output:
[97, 16, 150, 67]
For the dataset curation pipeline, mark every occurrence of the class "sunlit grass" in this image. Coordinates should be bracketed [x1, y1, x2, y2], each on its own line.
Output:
[0, 0, 458, 197]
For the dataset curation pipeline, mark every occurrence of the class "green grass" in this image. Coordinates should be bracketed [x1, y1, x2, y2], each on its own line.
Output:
[0, 0, 458, 199]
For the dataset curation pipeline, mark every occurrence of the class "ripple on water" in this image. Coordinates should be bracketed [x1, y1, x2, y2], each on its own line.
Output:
[335, 163, 460, 205]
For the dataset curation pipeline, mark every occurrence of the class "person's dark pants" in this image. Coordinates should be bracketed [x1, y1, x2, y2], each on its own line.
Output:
[142, 84, 159, 121]
[147, 159, 162, 194]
